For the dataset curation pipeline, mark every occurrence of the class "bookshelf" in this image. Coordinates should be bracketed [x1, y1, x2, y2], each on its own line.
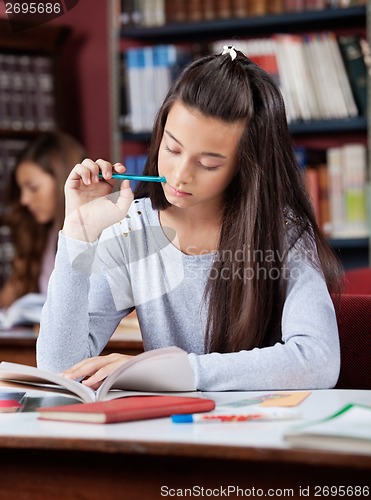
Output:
[115, 2, 370, 269]
[0, 19, 69, 287]
[0, 19, 69, 135]
[119, 5, 366, 40]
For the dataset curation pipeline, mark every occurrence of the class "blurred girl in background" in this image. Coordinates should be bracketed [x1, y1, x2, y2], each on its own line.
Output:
[0, 130, 85, 308]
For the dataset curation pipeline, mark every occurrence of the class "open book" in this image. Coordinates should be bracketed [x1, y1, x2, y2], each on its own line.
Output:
[0, 346, 196, 403]
[284, 403, 371, 454]
[0, 293, 46, 329]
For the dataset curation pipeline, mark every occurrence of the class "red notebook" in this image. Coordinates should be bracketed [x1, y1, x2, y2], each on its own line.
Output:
[37, 395, 215, 424]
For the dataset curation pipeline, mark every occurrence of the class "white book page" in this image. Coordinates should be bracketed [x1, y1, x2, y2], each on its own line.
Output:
[0, 362, 95, 403]
[298, 406, 371, 441]
[97, 346, 195, 401]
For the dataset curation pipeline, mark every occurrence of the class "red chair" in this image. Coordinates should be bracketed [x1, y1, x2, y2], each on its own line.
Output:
[342, 267, 371, 295]
[332, 294, 371, 389]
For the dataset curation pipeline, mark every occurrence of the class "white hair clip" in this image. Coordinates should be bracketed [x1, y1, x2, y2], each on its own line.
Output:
[222, 45, 237, 61]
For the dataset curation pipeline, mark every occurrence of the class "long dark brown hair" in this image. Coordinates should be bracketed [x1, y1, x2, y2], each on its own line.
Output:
[0, 131, 85, 307]
[135, 50, 343, 353]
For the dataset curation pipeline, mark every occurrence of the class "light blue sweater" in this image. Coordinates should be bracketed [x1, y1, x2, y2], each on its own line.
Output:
[37, 197, 340, 390]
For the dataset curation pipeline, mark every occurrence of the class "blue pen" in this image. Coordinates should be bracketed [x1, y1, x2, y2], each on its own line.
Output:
[98, 173, 166, 183]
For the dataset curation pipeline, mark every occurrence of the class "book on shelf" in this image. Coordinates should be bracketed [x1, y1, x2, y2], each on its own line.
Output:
[125, 48, 145, 133]
[120, 0, 367, 26]
[298, 144, 368, 238]
[187, 0, 203, 21]
[143, 0, 166, 26]
[327, 143, 368, 238]
[248, 0, 268, 16]
[302, 34, 328, 120]
[283, 0, 305, 10]
[232, 0, 249, 17]
[124, 45, 191, 133]
[326, 31, 359, 119]
[37, 394, 215, 424]
[304, 167, 320, 223]
[34, 56, 56, 131]
[214, 0, 233, 18]
[202, 0, 217, 20]
[338, 34, 368, 116]
[267, 0, 285, 14]
[304, 0, 327, 9]
[327, 146, 344, 237]
[164, 0, 187, 23]
[212, 31, 360, 124]
[121, 0, 165, 27]
[0, 53, 56, 133]
[317, 163, 331, 235]
[244, 38, 281, 88]
[0, 346, 196, 404]
[284, 403, 371, 454]
[299, 148, 331, 234]
[342, 143, 367, 230]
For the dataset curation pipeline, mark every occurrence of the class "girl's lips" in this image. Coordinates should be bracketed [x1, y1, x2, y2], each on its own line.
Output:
[167, 184, 192, 197]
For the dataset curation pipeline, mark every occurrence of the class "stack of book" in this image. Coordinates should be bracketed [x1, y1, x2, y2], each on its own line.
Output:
[285, 403, 371, 454]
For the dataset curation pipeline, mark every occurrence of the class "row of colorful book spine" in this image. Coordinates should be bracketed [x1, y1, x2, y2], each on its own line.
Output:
[122, 33, 367, 133]
[298, 144, 368, 238]
[211, 33, 367, 122]
[122, 44, 192, 133]
[120, 0, 366, 27]
[0, 53, 56, 133]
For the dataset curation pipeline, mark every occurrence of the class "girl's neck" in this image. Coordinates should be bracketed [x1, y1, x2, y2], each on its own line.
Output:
[160, 204, 222, 255]
[167, 202, 223, 227]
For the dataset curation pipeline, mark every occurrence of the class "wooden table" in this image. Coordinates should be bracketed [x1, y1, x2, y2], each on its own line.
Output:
[0, 326, 143, 366]
[0, 390, 370, 499]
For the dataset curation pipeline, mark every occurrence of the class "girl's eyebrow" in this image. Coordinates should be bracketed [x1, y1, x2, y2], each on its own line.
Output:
[164, 130, 227, 159]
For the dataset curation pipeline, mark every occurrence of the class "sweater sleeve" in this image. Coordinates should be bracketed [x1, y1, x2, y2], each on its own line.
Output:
[187, 247, 340, 391]
[36, 231, 134, 372]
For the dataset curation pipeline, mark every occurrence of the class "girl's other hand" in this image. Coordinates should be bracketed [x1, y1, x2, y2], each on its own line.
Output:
[61, 353, 133, 391]
[63, 159, 134, 242]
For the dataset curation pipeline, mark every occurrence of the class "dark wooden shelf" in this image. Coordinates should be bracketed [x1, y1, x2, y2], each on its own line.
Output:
[0, 129, 51, 138]
[289, 117, 367, 134]
[329, 237, 370, 249]
[120, 6, 366, 41]
[0, 18, 69, 54]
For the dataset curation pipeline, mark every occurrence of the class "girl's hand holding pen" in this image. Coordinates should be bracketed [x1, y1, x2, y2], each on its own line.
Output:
[63, 159, 134, 242]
